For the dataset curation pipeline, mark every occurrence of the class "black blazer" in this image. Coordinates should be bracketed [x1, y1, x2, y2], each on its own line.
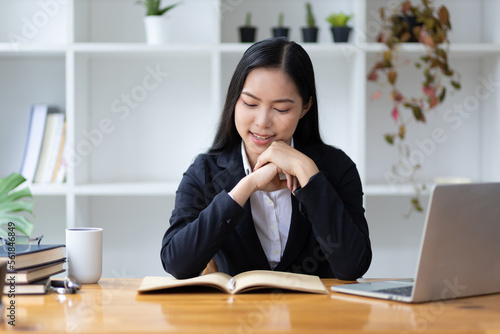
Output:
[161, 141, 372, 280]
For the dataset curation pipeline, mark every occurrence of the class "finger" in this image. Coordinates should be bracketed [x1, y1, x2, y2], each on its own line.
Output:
[286, 173, 294, 192]
[254, 157, 270, 171]
[254, 144, 278, 171]
[292, 177, 298, 195]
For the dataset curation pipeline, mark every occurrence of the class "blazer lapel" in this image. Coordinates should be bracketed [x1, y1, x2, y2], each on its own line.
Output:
[274, 195, 311, 271]
[274, 138, 318, 271]
[212, 145, 270, 270]
[234, 202, 271, 270]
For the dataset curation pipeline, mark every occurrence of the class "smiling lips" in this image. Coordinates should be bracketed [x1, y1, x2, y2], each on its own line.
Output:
[251, 132, 275, 145]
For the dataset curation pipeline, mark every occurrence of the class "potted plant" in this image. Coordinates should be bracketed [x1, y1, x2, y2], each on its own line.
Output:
[137, 0, 181, 45]
[302, 2, 318, 43]
[367, 0, 461, 215]
[0, 173, 34, 239]
[239, 12, 257, 43]
[272, 13, 289, 39]
[326, 12, 353, 43]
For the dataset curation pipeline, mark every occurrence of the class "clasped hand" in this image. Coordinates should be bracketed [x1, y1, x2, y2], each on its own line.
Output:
[252, 141, 319, 194]
[229, 141, 319, 207]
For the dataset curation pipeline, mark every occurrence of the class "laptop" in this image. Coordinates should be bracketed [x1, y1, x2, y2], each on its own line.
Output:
[331, 182, 500, 303]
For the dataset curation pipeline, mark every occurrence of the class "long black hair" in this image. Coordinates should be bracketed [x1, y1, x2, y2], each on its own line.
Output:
[209, 37, 323, 153]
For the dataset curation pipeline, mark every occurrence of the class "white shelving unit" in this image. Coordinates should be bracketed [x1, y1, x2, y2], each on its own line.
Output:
[1, 0, 499, 278]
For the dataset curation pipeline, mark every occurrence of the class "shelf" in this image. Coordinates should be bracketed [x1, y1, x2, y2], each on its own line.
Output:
[73, 182, 179, 196]
[72, 43, 215, 55]
[30, 184, 68, 196]
[34, 181, 476, 197]
[364, 184, 431, 197]
[30, 183, 179, 196]
[0, 43, 66, 56]
[3, 42, 500, 58]
[363, 42, 500, 56]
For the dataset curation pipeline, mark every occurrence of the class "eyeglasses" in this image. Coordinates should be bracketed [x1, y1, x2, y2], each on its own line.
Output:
[0, 235, 43, 252]
[50, 275, 82, 294]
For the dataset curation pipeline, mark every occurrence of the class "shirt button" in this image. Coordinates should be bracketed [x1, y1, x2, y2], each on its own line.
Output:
[274, 249, 280, 255]
[270, 225, 276, 230]
[265, 199, 273, 205]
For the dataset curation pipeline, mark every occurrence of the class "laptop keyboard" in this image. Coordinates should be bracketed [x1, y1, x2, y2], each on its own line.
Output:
[377, 286, 413, 297]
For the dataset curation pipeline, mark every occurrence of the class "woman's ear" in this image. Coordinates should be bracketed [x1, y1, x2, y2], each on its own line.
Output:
[300, 97, 313, 118]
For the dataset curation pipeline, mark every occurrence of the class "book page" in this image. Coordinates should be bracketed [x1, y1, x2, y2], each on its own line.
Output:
[138, 272, 232, 293]
[232, 270, 328, 294]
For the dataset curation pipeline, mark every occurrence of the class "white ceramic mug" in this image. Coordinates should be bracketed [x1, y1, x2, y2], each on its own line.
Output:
[66, 227, 103, 284]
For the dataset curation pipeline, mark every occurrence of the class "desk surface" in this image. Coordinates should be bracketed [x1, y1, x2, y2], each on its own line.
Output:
[3, 278, 500, 333]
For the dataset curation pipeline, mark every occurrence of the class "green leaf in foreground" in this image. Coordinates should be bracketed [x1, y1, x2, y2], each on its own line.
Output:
[0, 173, 34, 238]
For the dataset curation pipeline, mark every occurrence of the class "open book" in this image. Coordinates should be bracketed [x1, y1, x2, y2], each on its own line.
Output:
[138, 270, 328, 294]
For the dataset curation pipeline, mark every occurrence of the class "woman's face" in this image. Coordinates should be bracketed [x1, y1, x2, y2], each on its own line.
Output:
[235, 67, 310, 168]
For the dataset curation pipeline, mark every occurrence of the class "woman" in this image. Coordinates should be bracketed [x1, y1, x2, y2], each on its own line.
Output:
[161, 38, 371, 280]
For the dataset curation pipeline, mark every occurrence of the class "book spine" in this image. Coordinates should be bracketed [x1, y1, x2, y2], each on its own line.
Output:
[51, 121, 66, 183]
[33, 110, 64, 184]
[19, 104, 49, 183]
[43, 113, 65, 183]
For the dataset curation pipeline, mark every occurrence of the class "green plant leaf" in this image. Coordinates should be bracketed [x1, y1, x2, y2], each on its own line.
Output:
[306, 2, 316, 27]
[411, 197, 424, 212]
[436, 48, 447, 61]
[0, 174, 26, 199]
[451, 81, 461, 90]
[0, 200, 33, 214]
[420, 55, 430, 62]
[438, 87, 446, 102]
[384, 134, 395, 145]
[411, 105, 426, 123]
[244, 12, 252, 26]
[278, 12, 284, 27]
[139, 0, 181, 16]
[158, 2, 181, 16]
[0, 215, 34, 238]
[5, 186, 32, 203]
[0, 173, 34, 238]
[326, 12, 353, 27]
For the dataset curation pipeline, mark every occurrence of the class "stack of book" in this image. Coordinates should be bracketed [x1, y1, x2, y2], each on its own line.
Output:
[1, 244, 65, 294]
[20, 104, 67, 184]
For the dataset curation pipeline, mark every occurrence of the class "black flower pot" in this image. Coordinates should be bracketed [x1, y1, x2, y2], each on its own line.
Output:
[272, 27, 290, 39]
[239, 27, 256, 43]
[330, 26, 352, 43]
[393, 15, 422, 42]
[302, 27, 318, 43]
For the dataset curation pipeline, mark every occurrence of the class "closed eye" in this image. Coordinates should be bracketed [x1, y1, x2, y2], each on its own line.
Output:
[243, 101, 257, 108]
[274, 108, 290, 113]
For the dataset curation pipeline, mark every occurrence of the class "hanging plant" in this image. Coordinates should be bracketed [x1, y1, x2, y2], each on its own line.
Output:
[367, 0, 461, 216]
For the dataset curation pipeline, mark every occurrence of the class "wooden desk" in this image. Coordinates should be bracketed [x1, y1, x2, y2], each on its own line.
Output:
[3, 278, 500, 333]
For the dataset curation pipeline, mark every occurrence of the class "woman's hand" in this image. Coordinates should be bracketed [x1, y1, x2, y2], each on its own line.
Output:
[254, 141, 319, 193]
[229, 163, 286, 207]
[229, 141, 319, 206]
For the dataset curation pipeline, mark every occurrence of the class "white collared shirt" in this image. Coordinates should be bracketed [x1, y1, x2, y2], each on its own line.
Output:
[240, 140, 292, 269]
